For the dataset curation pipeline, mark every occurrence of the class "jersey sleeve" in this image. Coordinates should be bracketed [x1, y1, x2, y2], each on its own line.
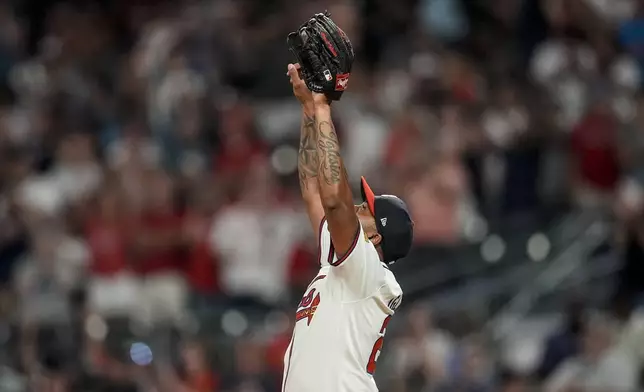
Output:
[319, 219, 387, 298]
[317, 218, 334, 267]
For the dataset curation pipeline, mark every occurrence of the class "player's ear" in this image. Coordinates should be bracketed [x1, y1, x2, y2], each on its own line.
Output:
[369, 232, 382, 246]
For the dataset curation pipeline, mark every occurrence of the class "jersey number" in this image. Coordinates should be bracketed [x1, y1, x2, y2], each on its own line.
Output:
[366, 315, 392, 375]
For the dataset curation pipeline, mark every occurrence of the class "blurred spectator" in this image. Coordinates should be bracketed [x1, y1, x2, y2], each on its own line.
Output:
[440, 54, 483, 103]
[618, 94, 644, 170]
[0, 189, 28, 288]
[0, 364, 26, 392]
[436, 335, 494, 392]
[214, 101, 267, 198]
[131, 170, 186, 329]
[265, 314, 295, 377]
[179, 340, 219, 392]
[338, 89, 388, 180]
[569, 97, 621, 209]
[419, 0, 469, 43]
[384, 107, 432, 184]
[536, 298, 586, 379]
[614, 171, 644, 301]
[183, 181, 220, 310]
[482, 84, 529, 153]
[530, 32, 595, 131]
[619, 2, 644, 84]
[545, 314, 637, 392]
[285, 239, 317, 302]
[498, 370, 530, 392]
[14, 224, 86, 326]
[13, 222, 87, 374]
[209, 161, 302, 310]
[106, 120, 162, 175]
[86, 185, 139, 318]
[390, 304, 454, 391]
[15, 132, 103, 221]
[616, 306, 644, 388]
[82, 318, 141, 391]
[0, 5, 23, 84]
[406, 149, 468, 246]
[223, 336, 278, 392]
[405, 105, 470, 246]
[50, 132, 103, 207]
[483, 82, 542, 217]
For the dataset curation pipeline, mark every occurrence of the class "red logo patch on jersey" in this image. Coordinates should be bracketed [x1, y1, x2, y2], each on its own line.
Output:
[295, 274, 327, 326]
[335, 73, 350, 91]
[296, 292, 321, 326]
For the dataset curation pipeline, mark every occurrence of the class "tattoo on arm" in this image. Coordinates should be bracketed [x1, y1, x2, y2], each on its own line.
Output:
[298, 114, 318, 190]
[317, 120, 344, 185]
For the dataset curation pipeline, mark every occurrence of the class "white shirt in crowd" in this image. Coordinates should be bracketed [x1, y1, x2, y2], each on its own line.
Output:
[545, 349, 637, 392]
[209, 205, 303, 303]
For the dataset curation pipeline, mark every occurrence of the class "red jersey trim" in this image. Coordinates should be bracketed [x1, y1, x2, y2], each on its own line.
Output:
[316, 218, 327, 266]
[329, 225, 361, 267]
[306, 274, 327, 290]
[327, 239, 336, 265]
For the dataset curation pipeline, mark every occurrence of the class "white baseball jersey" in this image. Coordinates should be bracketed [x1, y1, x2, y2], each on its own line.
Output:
[282, 219, 403, 392]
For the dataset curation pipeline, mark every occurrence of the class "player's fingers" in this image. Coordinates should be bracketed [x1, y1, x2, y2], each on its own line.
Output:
[287, 63, 301, 72]
[288, 63, 303, 83]
[287, 64, 295, 85]
[287, 64, 297, 86]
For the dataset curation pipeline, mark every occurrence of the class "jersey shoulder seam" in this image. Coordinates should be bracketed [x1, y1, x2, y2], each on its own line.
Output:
[337, 282, 396, 304]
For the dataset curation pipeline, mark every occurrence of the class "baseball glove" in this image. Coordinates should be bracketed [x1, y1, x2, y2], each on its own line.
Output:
[287, 12, 354, 101]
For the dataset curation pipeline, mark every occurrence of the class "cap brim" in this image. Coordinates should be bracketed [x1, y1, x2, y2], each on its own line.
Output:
[360, 176, 376, 216]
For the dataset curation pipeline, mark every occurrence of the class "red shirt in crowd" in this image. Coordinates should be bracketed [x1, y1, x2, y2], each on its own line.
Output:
[571, 109, 620, 191]
[133, 212, 183, 275]
[86, 219, 128, 276]
[214, 141, 267, 177]
[266, 331, 292, 375]
[215, 103, 267, 178]
[287, 243, 316, 289]
[183, 212, 219, 293]
[385, 118, 421, 168]
[186, 372, 219, 392]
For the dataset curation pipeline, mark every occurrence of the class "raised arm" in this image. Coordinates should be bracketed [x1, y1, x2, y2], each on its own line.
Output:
[288, 64, 325, 234]
[313, 94, 360, 257]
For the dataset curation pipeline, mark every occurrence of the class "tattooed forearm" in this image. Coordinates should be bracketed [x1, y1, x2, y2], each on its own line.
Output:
[298, 113, 319, 191]
[316, 120, 343, 185]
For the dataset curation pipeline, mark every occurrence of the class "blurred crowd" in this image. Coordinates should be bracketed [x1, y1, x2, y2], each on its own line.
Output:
[1, 0, 644, 391]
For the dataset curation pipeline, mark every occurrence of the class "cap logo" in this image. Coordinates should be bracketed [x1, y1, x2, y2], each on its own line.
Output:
[380, 218, 387, 227]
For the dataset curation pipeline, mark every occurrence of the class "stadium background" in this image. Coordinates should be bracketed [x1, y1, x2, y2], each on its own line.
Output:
[0, 0, 643, 390]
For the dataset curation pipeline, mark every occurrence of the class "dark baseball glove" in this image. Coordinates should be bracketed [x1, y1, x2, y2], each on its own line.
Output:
[287, 12, 354, 101]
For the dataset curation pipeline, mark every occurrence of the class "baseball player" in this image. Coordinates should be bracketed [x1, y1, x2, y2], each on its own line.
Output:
[282, 13, 414, 392]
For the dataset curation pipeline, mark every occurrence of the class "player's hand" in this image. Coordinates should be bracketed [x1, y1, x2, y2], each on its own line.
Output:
[287, 63, 313, 108]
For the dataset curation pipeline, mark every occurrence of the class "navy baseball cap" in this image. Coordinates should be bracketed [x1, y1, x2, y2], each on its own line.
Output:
[360, 177, 414, 263]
